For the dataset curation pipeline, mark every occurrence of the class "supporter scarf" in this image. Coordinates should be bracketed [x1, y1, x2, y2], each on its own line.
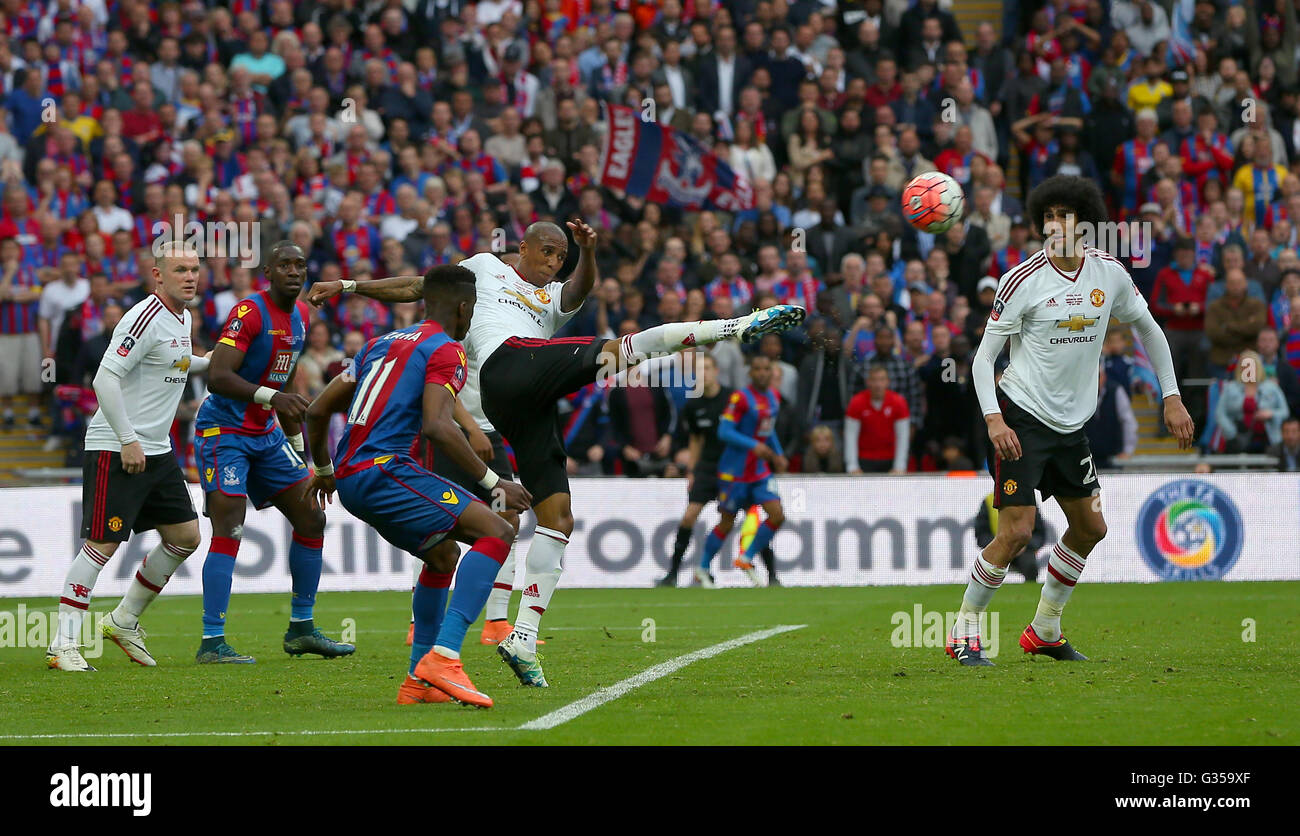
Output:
[600, 57, 627, 91]
[1194, 238, 1215, 268]
[505, 70, 531, 116]
[46, 60, 65, 98]
[233, 94, 258, 146]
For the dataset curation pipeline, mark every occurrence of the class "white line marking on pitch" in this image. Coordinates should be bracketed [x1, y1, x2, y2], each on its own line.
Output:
[0, 625, 805, 740]
[0, 727, 508, 740]
[518, 624, 806, 731]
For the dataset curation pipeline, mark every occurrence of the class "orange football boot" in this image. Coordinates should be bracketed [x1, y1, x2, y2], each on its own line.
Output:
[406, 621, 414, 646]
[414, 651, 493, 708]
[480, 619, 512, 645]
[480, 620, 544, 645]
[397, 674, 451, 705]
[733, 557, 762, 586]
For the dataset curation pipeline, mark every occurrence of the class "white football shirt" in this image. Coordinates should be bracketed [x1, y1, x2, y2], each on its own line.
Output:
[986, 247, 1149, 434]
[85, 294, 196, 456]
[457, 253, 581, 432]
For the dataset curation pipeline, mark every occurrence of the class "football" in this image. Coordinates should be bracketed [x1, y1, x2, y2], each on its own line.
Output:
[902, 171, 965, 233]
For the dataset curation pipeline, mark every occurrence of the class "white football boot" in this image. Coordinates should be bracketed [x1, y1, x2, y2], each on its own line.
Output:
[46, 645, 96, 672]
[693, 567, 717, 588]
[101, 612, 157, 666]
[497, 631, 549, 687]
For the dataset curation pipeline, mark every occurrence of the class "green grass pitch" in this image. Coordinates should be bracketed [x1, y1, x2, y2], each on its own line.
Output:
[1, 582, 1295, 745]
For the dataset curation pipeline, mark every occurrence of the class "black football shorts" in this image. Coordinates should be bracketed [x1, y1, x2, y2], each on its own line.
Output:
[480, 335, 607, 506]
[81, 450, 198, 542]
[687, 465, 721, 505]
[989, 391, 1100, 508]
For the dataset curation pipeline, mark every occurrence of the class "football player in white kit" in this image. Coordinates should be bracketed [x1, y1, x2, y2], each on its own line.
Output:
[947, 175, 1194, 666]
[309, 220, 806, 686]
[48, 243, 211, 671]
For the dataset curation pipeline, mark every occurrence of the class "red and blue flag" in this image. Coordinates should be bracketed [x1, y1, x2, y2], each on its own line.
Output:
[599, 104, 754, 212]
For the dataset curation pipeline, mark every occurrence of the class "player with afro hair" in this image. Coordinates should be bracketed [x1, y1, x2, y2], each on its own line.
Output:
[1026, 174, 1109, 241]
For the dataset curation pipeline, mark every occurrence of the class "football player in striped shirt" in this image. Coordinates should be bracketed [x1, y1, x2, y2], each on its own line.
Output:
[947, 175, 1194, 666]
[307, 221, 805, 687]
[48, 243, 211, 672]
[193, 242, 354, 664]
[695, 354, 787, 588]
[303, 265, 531, 707]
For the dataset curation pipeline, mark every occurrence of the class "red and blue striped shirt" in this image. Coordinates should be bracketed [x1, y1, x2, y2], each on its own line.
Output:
[0, 262, 41, 334]
[335, 320, 469, 477]
[717, 386, 782, 483]
[331, 224, 382, 280]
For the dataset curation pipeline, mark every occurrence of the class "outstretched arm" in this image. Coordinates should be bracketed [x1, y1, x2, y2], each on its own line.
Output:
[306, 274, 425, 307]
[561, 219, 598, 313]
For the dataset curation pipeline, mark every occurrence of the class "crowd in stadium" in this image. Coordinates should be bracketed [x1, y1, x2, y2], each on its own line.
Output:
[2, 0, 1300, 479]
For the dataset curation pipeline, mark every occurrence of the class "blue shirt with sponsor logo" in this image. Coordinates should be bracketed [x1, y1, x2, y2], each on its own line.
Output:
[196, 291, 308, 435]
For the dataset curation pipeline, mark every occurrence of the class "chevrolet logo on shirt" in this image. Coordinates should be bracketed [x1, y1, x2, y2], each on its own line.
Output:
[502, 287, 547, 314]
[1055, 314, 1098, 332]
[171, 356, 191, 372]
[1051, 314, 1101, 344]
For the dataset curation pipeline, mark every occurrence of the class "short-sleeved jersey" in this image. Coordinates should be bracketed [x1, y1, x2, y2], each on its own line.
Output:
[196, 291, 309, 435]
[84, 293, 194, 456]
[844, 389, 911, 461]
[334, 320, 469, 477]
[1232, 163, 1289, 226]
[717, 385, 781, 483]
[1112, 139, 1155, 215]
[682, 386, 733, 471]
[0, 261, 41, 334]
[986, 247, 1149, 433]
[455, 252, 580, 433]
[332, 223, 383, 280]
